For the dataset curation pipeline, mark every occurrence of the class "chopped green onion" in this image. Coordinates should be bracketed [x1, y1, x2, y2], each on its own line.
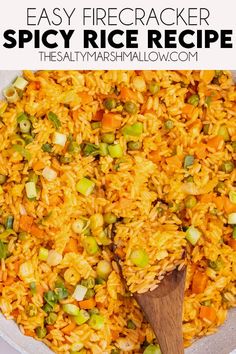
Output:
[76, 178, 95, 197]
[0, 174, 7, 185]
[81, 277, 95, 289]
[38, 247, 49, 261]
[214, 181, 225, 194]
[55, 287, 68, 300]
[228, 213, 236, 225]
[88, 314, 104, 330]
[68, 141, 81, 154]
[127, 319, 136, 329]
[103, 213, 117, 224]
[83, 143, 100, 156]
[108, 144, 123, 158]
[74, 310, 90, 325]
[99, 143, 108, 157]
[25, 181, 37, 199]
[90, 213, 104, 230]
[19, 120, 31, 134]
[217, 125, 230, 142]
[201, 300, 212, 307]
[29, 282, 37, 295]
[36, 327, 47, 339]
[42, 167, 57, 182]
[130, 249, 149, 268]
[208, 258, 222, 271]
[143, 344, 161, 354]
[88, 308, 99, 316]
[101, 133, 115, 144]
[60, 156, 72, 164]
[42, 143, 53, 153]
[17, 113, 28, 123]
[13, 77, 28, 90]
[233, 226, 236, 239]
[229, 191, 236, 204]
[122, 122, 143, 137]
[28, 171, 38, 184]
[148, 81, 160, 95]
[0, 241, 8, 259]
[53, 132, 67, 147]
[127, 141, 141, 150]
[72, 219, 85, 234]
[45, 312, 57, 325]
[104, 98, 117, 111]
[123, 101, 137, 114]
[3, 86, 19, 103]
[5, 216, 14, 230]
[91, 122, 101, 130]
[72, 284, 88, 301]
[164, 120, 174, 130]
[184, 155, 194, 169]
[63, 304, 80, 316]
[220, 160, 234, 173]
[185, 195, 197, 208]
[43, 303, 53, 313]
[84, 288, 95, 300]
[188, 94, 199, 107]
[83, 237, 99, 255]
[186, 226, 201, 245]
[13, 144, 31, 161]
[44, 290, 58, 307]
[96, 260, 112, 280]
[48, 112, 61, 130]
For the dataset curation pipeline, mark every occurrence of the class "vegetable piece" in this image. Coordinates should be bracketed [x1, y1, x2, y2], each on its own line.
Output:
[30, 224, 44, 237]
[199, 306, 216, 323]
[208, 258, 222, 271]
[68, 141, 81, 154]
[184, 155, 194, 169]
[0, 175, 7, 185]
[47, 250, 62, 266]
[5, 216, 14, 230]
[91, 122, 101, 130]
[96, 260, 112, 280]
[61, 322, 76, 334]
[3, 86, 19, 103]
[102, 113, 122, 130]
[13, 144, 31, 161]
[19, 120, 31, 134]
[48, 112, 61, 130]
[13, 77, 28, 90]
[188, 94, 199, 107]
[133, 76, 146, 92]
[220, 161, 234, 173]
[76, 178, 95, 196]
[122, 123, 143, 137]
[44, 290, 58, 307]
[127, 319, 136, 329]
[148, 81, 160, 95]
[25, 181, 37, 199]
[104, 98, 117, 111]
[72, 219, 85, 234]
[229, 191, 236, 204]
[36, 327, 47, 339]
[19, 215, 33, 233]
[42, 167, 57, 181]
[26, 304, 37, 317]
[79, 298, 96, 310]
[63, 304, 80, 316]
[108, 144, 123, 158]
[143, 344, 161, 354]
[228, 239, 236, 250]
[0, 241, 8, 259]
[123, 101, 138, 114]
[127, 141, 141, 150]
[192, 271, 208, 294]
[207, 136, 224, 151]
[103, 213, 117, 224]
[74, 309, 90, 325]
[38, 247, 49, 261]
[19, 261, 35, 283]
[72, 284, 88, 301]
[203, 124, 210, 135]
[81, 277, 95, 289]
[99, 143, 108, 156]
[53, 132, 67, 147]
[17, 113, 28, 123]
[233, 226, 236, 239]
[164, 120, 174, 130]
[185, 195, 197, 208]
[186, 226, 201, 245]
[101, 133, 115, 144]
[90, 213, 104, 230]
[228, 213, 236, 224]
[217, 125, 230, 141]
[88, 314, 104, 330]
[28, 171, 38, 184]
[83, 237, 99, 255]
[45, 312, 57, 325]
[29, 282, 37, 295]
[55, 286, 68, 300]
[59, 156, 72, 164]
[41, 143, 52, 152]
[130, 249, 149, 268]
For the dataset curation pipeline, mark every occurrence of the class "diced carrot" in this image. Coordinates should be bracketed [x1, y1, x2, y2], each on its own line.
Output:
[201, 70, 215, 85]
[32, 161, 45, 171]
[93, 110, 104, 121]
[46, 325, 54, 332]
[149, 151, 161, 164]
[61, 322, 76, 334]
[223, 197, 236, 214]
[228, 239, 236, 250]
[78, 92, 93, 105]
[115, 247, 125, 259]
[192, 270, 208, 294]
[200, 193, 214, 204]
[120, 87, 138, 102]
[213, 196, 224, 211]
[19, 215, 34, 232]
[24, 329, 35, 337]
[11, 309, 19, 318]
[102, 113, 122, 130]
[182, 104, 195, 116]
[64, 238, 79, 254]
[111, 330, 120, 341]
[14, 260, 21, 273]
[30, 224, 44, 238]
[199, 306, 216, 323]
[5, 277, 15, 286]
[79, 297, 96, 310]
[205, 89, 221, 101]
[72, 109, 79, 120]
[207, 136, 224, 151]
[166, 155, 182, 169]
[193, 143, 207, 160]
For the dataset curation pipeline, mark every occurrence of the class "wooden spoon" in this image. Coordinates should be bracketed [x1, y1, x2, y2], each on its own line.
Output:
[135, 267, 186, 354]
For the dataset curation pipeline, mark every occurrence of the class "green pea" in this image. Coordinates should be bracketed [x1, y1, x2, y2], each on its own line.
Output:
[124, 101, 137, 114]
[0, 175, 7, 185]
[188, 94, 199, 107]
[127, 141, 141, 151]
[148, 81, 160, 95]
[103, 213, 117, 224]
[220, 160, 234, 173]
[164, 120, 174, 130]
[104, 98, 117, 111]
[101, 133, 115, 144]
[143, 344, 161, 354]
[36, 327, 47, 339]
[185, 196, 197, 209]
[19, 120, 31, 133]
[45, 312, 57, 325]
[209, 258, 222, 271]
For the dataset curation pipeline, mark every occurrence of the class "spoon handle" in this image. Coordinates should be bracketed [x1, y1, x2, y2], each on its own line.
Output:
[135, 269, 186, 354]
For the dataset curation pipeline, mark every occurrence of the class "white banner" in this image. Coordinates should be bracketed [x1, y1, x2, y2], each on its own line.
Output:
[0, 0, 236, 69]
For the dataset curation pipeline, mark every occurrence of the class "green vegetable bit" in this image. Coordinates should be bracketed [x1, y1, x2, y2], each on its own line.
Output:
[44, 290, 58, 307]
[26, 304, 37, 317]
[0, 240, 8, 259]
[104, 98, 117, 111]
[148, 81, 160, 95]
[55, 286, 69, 300]
[108, 144, 123, 158]
[81, 277, 95, 289]
[123, 101, 137, 114]
[220, 160, 234, 173]
[233, 226, 236, 239]
[68, 141, 81, 154]
[48, 112, 61, 130]
[60, 156, 72, 164]
[101, 133, 115, 144]
[91, 122, 101, 130]
[127, 141, 141, 151]
[143, 344, 161, 354]
[99, 143, 108, 157]
[88, 314, 104, 330]
[111, 349, 121, 354]
[127, 319, 136, 329]
[103, 213, 117, 224]
[28, 171, 38, 184]
[63, 304, 80, 316]
[83, 143, 100, 156]
[130, 248, 149, 268]
[5, 215, 14, 229]
[74, 309, 90, 325]
[188, 94, 200, 107]
[83, 236, 99, 255]
[19, 119, 31, 133]
[45, 312, 57, 325]
[208, 258, 222, 271]
[42, 143, 53, 153]
[17, 113, 28, 123]
[164, 120, 174, 130]
[29, 282, 37, 295]
[185, 195, 197, 209]
[184, 155, 194, 169]
[76, 178, 95, 197]
[122, 122, 143, 137]
[84, 288, 95, 300]
[217, 125, 230, 142]
[13, 144, 31, 161]
[43, 303, 53, 313]
[36, 327, 47, 339]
